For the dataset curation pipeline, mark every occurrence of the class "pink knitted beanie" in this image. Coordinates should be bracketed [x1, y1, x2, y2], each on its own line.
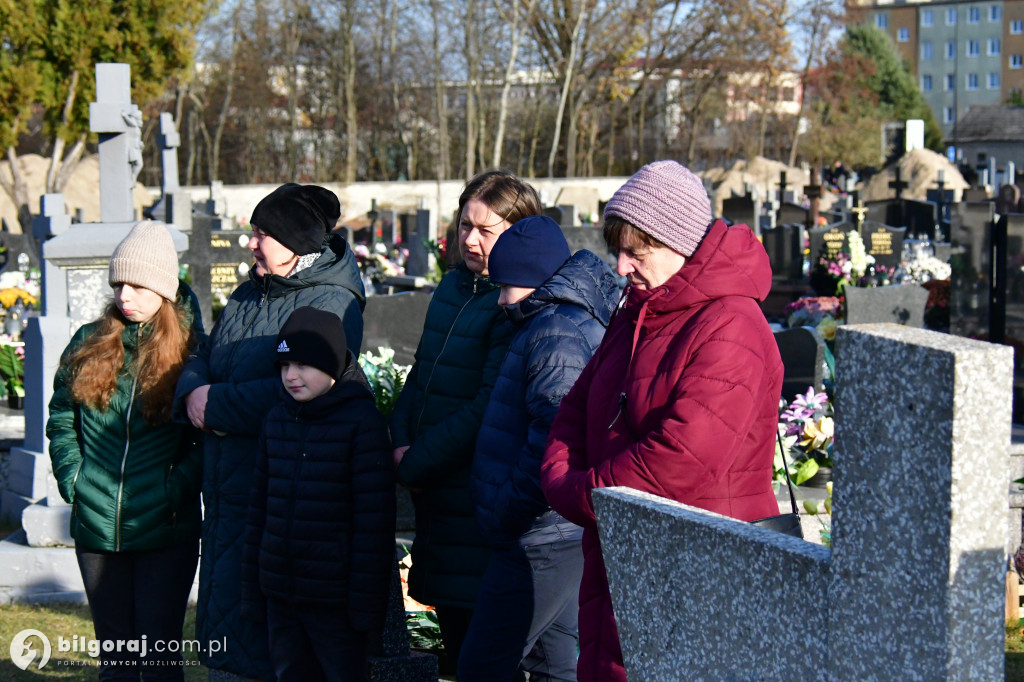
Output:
[604, 160, 713, 256]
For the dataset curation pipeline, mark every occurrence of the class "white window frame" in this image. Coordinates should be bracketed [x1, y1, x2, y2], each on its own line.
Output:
[1013, 20, 1024, 34]
[922, 41, 934, 59]
[967, 39, 980, 57]
[922, 9, 934, 26]
[989, 38, 1001, 55]
[898, 27, 910, 42]
[946, 8, 957, 25]
[944, 107, 956, 124]
[922, 75, 933, 91]
[876, 13, 888, 29]
[967, 73, 979, 89]
[990, 5, 1002, 21]
[968, 7, 980, 23]
[988, 72, 1000, 88]
[945, 74, 956, 90]
[1011, 54, 1023, 69]
[946, 41, 957, 59]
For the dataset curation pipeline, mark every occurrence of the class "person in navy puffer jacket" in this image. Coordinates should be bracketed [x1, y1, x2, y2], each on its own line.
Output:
[460, 215, 619, 681]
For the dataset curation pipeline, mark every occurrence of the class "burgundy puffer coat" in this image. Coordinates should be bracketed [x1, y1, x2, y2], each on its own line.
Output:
[541, 220, 784, 682]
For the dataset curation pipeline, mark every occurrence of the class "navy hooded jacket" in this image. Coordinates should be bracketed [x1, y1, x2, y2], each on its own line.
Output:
[471, 249, 619, 548]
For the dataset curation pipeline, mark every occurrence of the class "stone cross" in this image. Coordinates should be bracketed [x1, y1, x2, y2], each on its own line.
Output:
[889, 166, 908, 199]
[803, 167, 823, 229]
[850, 199, 868, 230]
[88, 63, 143, 223]
[158, 112, 180, 195]
[593, 324, 1011, 680]
[777, 171, 788, 205]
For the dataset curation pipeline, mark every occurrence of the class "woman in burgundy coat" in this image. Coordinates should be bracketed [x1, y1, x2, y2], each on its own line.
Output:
[541, 160, 784, 682]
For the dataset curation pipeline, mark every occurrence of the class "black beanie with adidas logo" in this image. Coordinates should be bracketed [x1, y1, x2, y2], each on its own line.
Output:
[275, 306, 348, 380]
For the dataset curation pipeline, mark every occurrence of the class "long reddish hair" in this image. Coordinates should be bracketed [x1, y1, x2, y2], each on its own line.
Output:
[69, 297, 193, 424]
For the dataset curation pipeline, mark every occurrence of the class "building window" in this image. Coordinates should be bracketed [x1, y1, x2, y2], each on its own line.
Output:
[989, 72, 1001, 88]
[946, 41, 957, 59]
[946, 8, 957, 24]
[944, 107, 956, 123]
[1013, 20, 1024, 34]
[922, 9, 934, 26]
[1012, 54, 1023, 69]
[945, 74, 956, 89]
[989, 38, 1001, 55]
[990, 5, 1002, 21]
[898, 27, 910, 42]
[967, 73, 979, 89]
[876, 13, 887, 29]
[922, 41, 933, 59]
[968, 6, 980, 23]
[922, 75, 933, 91]
[967, 39, 980, 57]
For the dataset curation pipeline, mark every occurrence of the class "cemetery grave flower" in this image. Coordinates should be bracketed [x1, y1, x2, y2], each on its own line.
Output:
[0, 340, 25, 398]
[778, 387, 834, 485]
[784, 296, 842, 328]
[803, 481, 833, 546]
[0, 287, 37, 309]
[358, 346, 411, 417]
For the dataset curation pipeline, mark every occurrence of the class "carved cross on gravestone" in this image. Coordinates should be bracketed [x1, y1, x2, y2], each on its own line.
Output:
[889, 167, 908, 199]
[777, 171, 788, 205]
[88, 63, 143, 223]
[804, 167, 823, 229]
[850, 199, 868, 231]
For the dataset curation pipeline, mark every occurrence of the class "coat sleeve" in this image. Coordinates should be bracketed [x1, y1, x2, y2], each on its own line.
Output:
[548, 313, 771, 523]
[173, 333, 213, 423]
[540, 350, 601, 528]
[45, 327, 91, 504]
[396, 315, 513, 488]
[347, 403, 397, 631]
[495, 322, 594, 538]
[240, 431, 270, 623]
[166, 427, 204, 509]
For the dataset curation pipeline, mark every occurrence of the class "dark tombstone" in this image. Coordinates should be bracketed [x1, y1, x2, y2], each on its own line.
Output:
[404, 211, 431, 278]
[997, 184, 1024, 215]
[379, 210, 398, 250]
[844, 285, 929, 327]
[926, 171, 954, 241]
[777, 171, 796, 204]
[562, 226, 608, 258]
[722, 193, 758, 231]
[804, 170, 824, 229]
[903, 199, 938, 239]
[553, 204, 577, 228]
[889, 166, 909, 199]
[963, 186, 990, 201]
[774, 327, 825, 403]
[543, 206, 564, 226]
[762, 224, 803, 281]
[808, 223, 855, 264]
[362, 291, 431, 367]
[776, 203, 809, 229]
[182, 214, 253, 329]
[366, 548, 439, 680]
[864, 223, 906, 273]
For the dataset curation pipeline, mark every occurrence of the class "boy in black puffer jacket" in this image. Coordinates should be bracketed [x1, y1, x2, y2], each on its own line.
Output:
[241, 307, 395, 681]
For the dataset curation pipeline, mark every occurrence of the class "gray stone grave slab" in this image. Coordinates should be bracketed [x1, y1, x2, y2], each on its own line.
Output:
[863, 223, 905, 272]
[594, 324, 1010, 681]
[844, 284, 929, 327]
[562, 226, 608, 258]
[774, 327, 825, 402]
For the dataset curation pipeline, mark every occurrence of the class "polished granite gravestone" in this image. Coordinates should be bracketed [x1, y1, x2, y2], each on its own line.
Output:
[595, 324, 1011, 680]
[863, 223, 905, 273]
[844, 284, 929, 327]
[774, 326, 825, 402]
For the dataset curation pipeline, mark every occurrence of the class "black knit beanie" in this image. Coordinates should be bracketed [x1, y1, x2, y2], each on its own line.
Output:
[276, 307, 348, 380]
[488, 215, 571, 288]
[251, 183, 341, 256]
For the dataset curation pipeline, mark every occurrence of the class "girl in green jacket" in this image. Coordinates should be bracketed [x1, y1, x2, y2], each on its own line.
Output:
[46, 221, 204, 681]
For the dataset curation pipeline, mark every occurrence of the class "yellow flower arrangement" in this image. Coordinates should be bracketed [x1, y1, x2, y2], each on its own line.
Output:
[0, 287, 37, 309]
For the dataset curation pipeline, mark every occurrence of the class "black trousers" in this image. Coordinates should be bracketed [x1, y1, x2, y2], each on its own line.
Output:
[266, 598, 368, 682]
[76, 540, 199, 682]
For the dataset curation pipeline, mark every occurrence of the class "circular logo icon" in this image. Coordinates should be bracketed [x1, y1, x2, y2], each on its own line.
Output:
[10, 629, 51, 670]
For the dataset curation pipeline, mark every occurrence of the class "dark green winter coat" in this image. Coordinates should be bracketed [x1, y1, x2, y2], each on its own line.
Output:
[390, 263, 513, 609]
[46, 282, 204, 553]
[173, 232, 365, 679]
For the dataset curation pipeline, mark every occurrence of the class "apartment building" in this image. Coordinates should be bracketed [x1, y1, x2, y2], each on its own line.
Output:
[847, 0, 1024, 150]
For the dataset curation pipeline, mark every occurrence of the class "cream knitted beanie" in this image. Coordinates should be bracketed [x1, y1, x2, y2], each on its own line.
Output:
[604, 160, 713, 257]
[108, 221, 180, 301]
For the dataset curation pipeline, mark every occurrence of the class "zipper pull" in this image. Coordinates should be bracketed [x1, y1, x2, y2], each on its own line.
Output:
[608, 392, 627, 430]
[258, 294, 265, 308]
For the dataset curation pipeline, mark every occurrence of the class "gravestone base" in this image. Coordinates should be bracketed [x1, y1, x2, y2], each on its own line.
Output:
[0, 529, 83, 604]
[1, 447, 50, 523]
[0, 490, 32, 525]
[23, 500, 73, 547]
[366, 651, 438, 681]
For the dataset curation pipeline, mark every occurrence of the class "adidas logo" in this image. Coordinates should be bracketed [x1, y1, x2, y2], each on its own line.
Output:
[277, 340, 290, 353]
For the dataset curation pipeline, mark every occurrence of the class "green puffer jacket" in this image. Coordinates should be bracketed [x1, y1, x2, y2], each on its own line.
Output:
[46, 282, 204, 553]
[391, 263, 513, 608]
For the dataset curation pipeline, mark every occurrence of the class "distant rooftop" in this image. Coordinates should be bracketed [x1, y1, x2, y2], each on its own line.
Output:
[949, 105, 1024, 143]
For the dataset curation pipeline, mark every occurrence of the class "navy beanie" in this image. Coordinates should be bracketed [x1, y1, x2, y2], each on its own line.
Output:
[276, 307, 348, 380]
[251, 183, 340, 256]
[488, 215, 571, 288]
